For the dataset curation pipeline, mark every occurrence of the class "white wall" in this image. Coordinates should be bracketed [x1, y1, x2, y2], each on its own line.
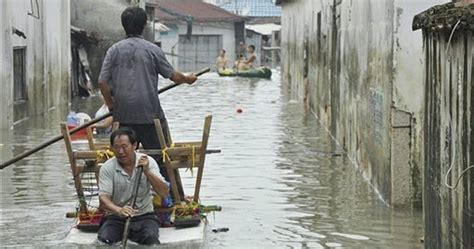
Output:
[0, 0, 70, 129]
[159, 22, 236, 70]
[1, 0, 14, 130]
[280, 0, 447, 206]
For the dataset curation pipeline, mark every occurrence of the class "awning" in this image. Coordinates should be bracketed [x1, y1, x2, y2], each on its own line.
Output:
[245, 23, 281, 36]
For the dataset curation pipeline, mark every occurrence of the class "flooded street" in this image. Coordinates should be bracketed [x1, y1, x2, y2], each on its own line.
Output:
[1, 72, 424, 248]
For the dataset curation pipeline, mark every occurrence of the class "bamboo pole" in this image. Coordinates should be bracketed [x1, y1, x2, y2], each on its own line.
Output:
[0, 67, 210, 169]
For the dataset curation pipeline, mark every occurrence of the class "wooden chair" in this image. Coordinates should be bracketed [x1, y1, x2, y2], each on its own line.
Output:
[144, 115, 213, 204]
[85, 127, 109, 151]
[60, 123, 102, 215]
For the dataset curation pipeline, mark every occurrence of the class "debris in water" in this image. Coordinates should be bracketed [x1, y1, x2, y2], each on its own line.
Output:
[212, 227, 229, 233]
[236, 108, 243, 113]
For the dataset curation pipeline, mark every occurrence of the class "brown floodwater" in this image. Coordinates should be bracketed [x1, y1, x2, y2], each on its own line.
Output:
[0, 71, 424, 248]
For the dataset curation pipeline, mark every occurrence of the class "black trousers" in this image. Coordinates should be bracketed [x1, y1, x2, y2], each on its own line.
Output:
[97, 213, 160, 245]
[120, 121, 185, 199]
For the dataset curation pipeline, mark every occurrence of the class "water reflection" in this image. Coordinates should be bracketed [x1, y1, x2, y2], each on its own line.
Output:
[0, 71, 423, 248]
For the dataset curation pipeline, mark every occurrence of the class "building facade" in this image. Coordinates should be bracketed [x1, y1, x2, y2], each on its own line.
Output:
[70, 0, 157, 87]
[0, 0, 71, 130]
[156, 0, 244, 71]
[277, 0, 449, 207]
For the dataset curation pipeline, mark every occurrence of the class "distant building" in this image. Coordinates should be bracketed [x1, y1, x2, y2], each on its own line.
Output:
[0, 0, 71, 129]
[245, 23, 281, 67]
[206, 0, 282, 68]
[156, 0, 245, 71]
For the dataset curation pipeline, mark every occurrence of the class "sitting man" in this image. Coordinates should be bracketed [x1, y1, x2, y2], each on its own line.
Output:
[98, 127, 169, 245]
[237, 45, 257, 71]
[215, 49, 228, 71]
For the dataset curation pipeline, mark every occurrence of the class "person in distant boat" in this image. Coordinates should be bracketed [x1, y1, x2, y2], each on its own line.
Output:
[98, 127, 169, 245]
[215, 49, 228, 71]
[237, 45, 257, 71]
[98, 7, 196, 180]
[233, 54, 244, 69]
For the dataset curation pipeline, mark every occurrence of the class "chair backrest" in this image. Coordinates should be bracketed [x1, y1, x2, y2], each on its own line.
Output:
[60, 123, 88, 214]
[151, 116, 213, 203]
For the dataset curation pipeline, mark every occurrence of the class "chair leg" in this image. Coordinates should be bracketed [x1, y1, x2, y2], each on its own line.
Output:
[61, 123, 88, 214]
[166, 164, 181, 203]
[194, 115, 212, 202]
[86, 126, 95, 150]
[174, 169, 185, 200]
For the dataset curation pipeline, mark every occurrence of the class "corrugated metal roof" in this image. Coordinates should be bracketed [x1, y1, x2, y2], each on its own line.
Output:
[220, 0, 281, 17]
[155, 0, 244, 23]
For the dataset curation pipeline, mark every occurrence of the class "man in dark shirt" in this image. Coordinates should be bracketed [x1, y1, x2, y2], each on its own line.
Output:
[98, 6, 196, 180]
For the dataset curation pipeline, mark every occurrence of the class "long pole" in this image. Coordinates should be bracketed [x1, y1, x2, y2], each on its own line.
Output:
[0, 68, 210, 169]
[121, 165, 144, 248]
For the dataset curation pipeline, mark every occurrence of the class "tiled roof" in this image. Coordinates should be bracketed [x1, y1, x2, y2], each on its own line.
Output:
[412, 2, 474, 31]
[220, 0, 281, 17]
[155, 0, 244, 23]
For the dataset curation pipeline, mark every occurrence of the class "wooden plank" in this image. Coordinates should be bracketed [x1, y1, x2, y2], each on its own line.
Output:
[172, 142, 202, 147]
[74, 149, 219, 160]
[60, 123, 88, 214]
[140, 149, 221, 156]
[154, 119, 168, 150]
[73, 151, 97, 160]
[154, 119, 181, 203]
[164, 119, 173, 146]
[86, 127, 95, 150]
[194, 115, 212, 202]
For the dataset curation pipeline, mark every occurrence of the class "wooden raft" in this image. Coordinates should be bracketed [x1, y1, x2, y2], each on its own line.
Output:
[61, 115, 216, 226]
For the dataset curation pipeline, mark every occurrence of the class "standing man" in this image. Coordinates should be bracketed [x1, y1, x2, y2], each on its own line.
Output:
[98, 7, 197, 180]
[98, 127, 169, 245]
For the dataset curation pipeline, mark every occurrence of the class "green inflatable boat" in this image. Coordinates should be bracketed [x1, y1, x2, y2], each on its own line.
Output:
[218, 67, 272, 79]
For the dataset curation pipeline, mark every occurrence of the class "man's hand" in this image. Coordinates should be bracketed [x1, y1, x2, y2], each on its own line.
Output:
[138, 155, 150, 173]
[117, 205, 137, 217]
[186, 73, 197, 85]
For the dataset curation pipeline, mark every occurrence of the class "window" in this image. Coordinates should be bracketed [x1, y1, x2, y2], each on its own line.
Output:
[13, 48, 27, 102]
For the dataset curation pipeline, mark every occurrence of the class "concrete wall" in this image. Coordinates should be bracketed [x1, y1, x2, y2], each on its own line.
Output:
[0, 0, 14, 130]
[279, 0, 446, 206]
[423, 29, 473, 249]
[0, 0, 70, 129]
[159, 22, 236, 70]
[71, 0, 156, 86]
[71, 0, 129, 86]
